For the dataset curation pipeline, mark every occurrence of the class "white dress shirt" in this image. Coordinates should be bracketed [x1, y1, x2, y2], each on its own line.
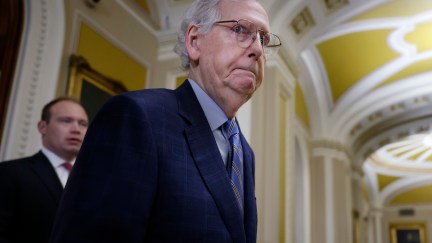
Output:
[41, 146, 75, 187]
[188, 79, 232, 165]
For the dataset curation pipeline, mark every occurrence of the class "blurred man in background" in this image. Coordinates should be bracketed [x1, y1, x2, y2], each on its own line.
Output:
[0, 97, 88, 243]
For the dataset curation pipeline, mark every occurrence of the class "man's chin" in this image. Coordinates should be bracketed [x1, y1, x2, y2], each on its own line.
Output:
[66, 147, 80, 155]
[235, 78, 256, 92]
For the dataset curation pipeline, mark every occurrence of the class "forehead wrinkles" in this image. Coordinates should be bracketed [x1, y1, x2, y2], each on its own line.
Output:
[218, 0, 269, 30]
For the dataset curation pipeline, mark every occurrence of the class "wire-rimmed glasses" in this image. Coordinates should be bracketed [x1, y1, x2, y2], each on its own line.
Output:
[214, 19, 282, 56]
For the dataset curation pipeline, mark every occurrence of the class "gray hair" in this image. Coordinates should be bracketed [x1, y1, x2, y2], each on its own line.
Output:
[174, 0, 222, 70]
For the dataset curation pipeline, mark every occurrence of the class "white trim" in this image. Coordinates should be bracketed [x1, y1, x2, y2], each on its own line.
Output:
[324, 156, 335, 243]
[380, 175, 432, 205]
[1, 0, 65, 160]
[294, 136, 312, 243]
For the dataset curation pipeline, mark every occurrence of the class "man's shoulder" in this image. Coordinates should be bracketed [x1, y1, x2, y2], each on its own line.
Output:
[108, 88, 180, 113]
[122, 81, 192, 102]
[110, 88, 174, 103]
[0, 152, 44, 169]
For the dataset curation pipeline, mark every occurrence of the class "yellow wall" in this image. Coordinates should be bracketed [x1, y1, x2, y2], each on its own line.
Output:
[295, 82, 310, 128]
[77, 23, 147, 91]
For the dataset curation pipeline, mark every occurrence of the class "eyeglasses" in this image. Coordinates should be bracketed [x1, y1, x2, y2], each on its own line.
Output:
[213, 19, 282, 56]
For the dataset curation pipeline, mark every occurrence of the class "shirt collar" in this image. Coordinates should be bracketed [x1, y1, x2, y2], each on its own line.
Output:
[188, 79, 228, 130]
[41, 146, 76, 167]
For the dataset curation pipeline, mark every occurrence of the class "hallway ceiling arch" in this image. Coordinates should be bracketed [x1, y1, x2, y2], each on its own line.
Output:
[268, 0, 432, 209]
[131, 0, 432, 209]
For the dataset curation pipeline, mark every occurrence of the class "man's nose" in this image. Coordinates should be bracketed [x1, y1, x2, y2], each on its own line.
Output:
[70, 121, 83, 132]
[248, 33, 264, 57]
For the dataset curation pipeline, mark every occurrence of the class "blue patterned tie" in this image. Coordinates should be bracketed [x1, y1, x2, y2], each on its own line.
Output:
[224, 119, 244, 214]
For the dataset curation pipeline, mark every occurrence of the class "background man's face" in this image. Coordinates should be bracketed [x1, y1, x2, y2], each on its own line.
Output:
[39, 100, 88, 160]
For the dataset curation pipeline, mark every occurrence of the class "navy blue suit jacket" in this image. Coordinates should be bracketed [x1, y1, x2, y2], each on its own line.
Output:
[0, 151, 64, 243]
[50, 81, 257, 242]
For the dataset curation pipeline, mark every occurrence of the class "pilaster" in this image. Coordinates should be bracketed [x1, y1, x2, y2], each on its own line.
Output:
[311, 140, 353, 243]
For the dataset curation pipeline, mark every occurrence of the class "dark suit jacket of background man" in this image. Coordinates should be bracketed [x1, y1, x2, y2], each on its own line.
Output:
[50, 81, 258, 243]
[0, 151, 64, 243]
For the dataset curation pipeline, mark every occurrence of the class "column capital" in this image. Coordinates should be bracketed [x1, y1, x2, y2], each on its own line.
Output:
[312, 139, 353, 162]
[369, 207, 384, 217]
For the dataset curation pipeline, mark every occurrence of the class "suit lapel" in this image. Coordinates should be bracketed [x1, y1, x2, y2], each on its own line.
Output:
[240, 135, 258, 242]
[29, 151, 64, 202]
[175, 81, 247, 242]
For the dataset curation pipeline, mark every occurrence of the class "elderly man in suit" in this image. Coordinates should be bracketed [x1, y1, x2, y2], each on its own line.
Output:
[50, 0, 281, 242]
[0, 97, 88, 243]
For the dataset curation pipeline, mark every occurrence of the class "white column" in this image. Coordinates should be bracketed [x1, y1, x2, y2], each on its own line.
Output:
[251, 57, 296, 243]
[312, 142, 352, 243]
[371, 208, 383, 243]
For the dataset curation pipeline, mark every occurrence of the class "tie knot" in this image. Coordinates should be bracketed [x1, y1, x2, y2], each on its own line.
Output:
[224, 119, 239, 138]
[62, 162, 73, 172]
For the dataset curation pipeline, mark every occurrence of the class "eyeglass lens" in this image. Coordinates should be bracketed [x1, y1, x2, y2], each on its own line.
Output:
[232, 20, 281, 53]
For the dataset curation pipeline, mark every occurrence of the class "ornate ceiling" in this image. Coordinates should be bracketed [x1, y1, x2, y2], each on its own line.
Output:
[274, 0, 432, 209]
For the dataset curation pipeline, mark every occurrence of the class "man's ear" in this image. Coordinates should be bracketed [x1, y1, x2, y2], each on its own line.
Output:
[185, 24, 200, 61]
[37, 120, 47, 135]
